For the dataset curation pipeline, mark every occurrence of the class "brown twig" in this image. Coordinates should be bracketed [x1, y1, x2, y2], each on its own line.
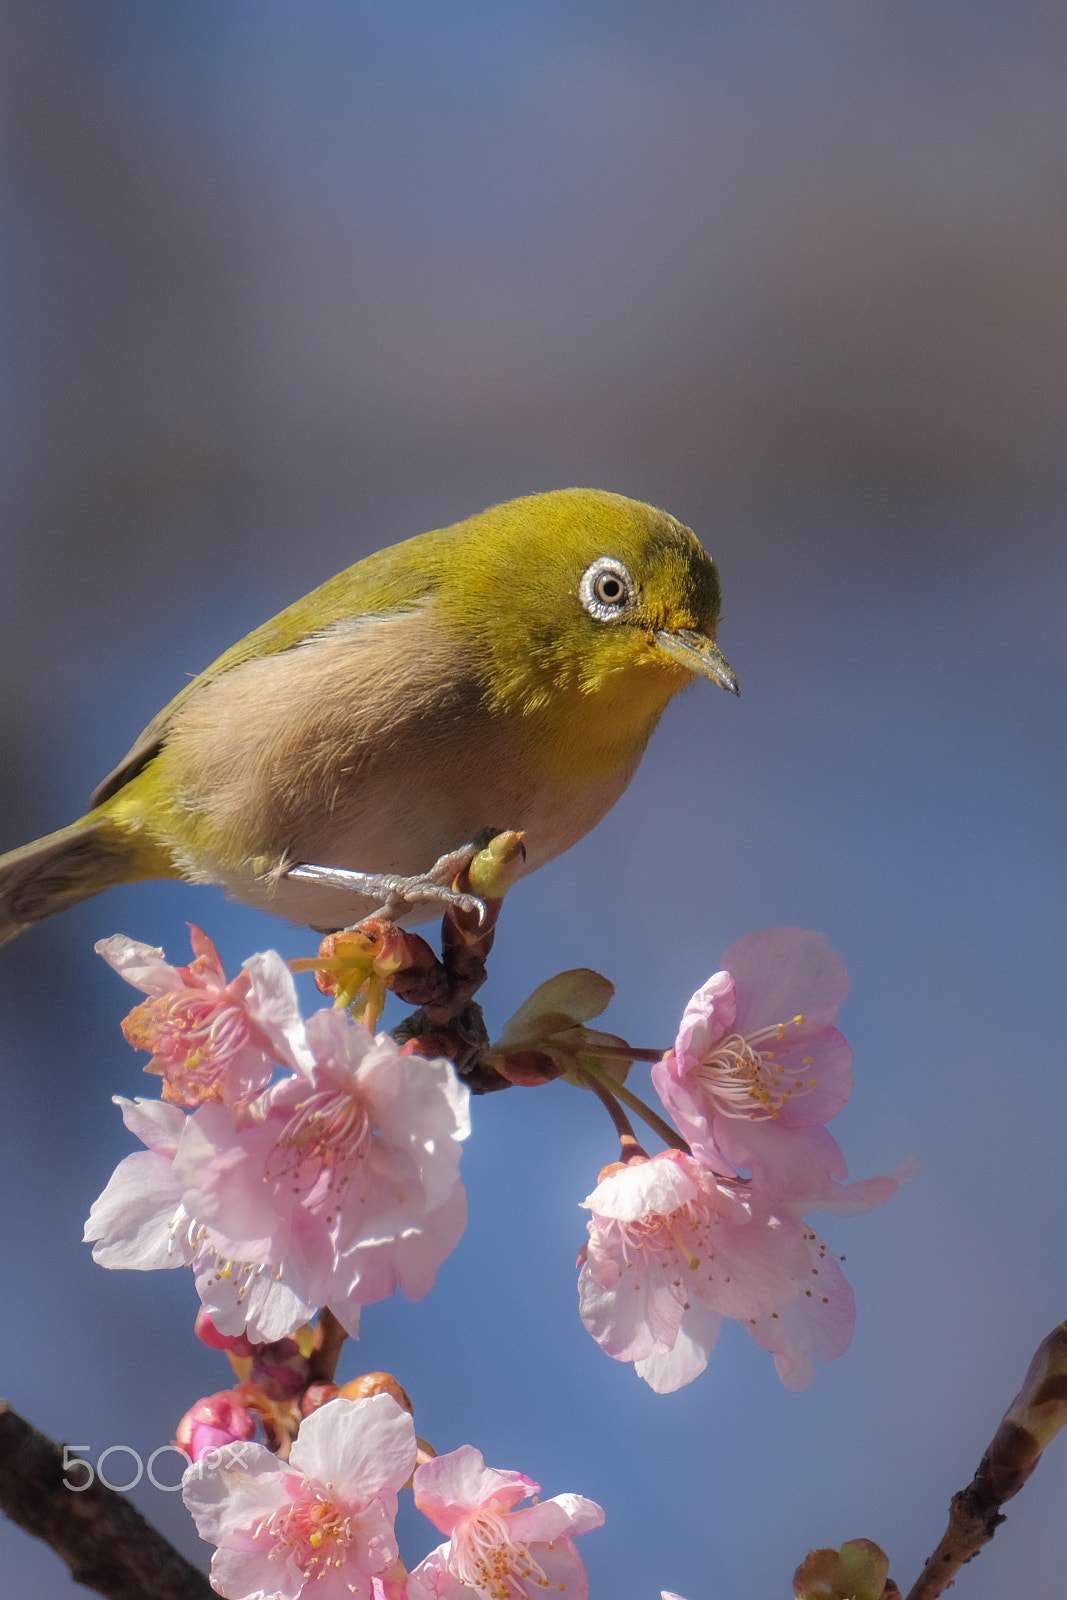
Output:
[307, 1306, 349, 1386]
[389, 831, 526, 1093]
[905, 1321, 1067, 1600]
[0, 1401, 212, 1600]
[904, 1487, 1003, 1600]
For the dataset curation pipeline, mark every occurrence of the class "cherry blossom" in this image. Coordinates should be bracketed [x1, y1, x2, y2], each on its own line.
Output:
[578, 1150, 821, 1392]
[652, 929, 856, 1187]
[85, 1010, 471, 1343]
[176, 1008, 470, 1337]
[83, 1093, 319, 1340]
[97, 926, 314, 1107]
[84, 1096, 193, 1269]
[182, 1393, 416, 1600]
[410, 1444, 604, 1600]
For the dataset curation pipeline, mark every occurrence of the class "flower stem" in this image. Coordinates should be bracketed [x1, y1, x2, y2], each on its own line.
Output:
[575, 1060, 690, 1153]
[579, 1070, 642, 1148]
[582, 1041, 666, 1064]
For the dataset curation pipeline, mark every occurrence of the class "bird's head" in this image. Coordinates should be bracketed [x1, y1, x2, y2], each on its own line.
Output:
[437, 488, 738, 718]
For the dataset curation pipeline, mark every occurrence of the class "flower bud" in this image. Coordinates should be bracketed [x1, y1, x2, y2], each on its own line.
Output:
[974, 1321, 1067, 1504]
[249, 1337, 310, 1401]
[398, 1031, 458, 1062]
[175, 1390, 257, 1462]
[490, 1050, 561, 1087]
[793, 1539, 891, 1600]
[301, 1382, 340, 1417]
[465, 830, 526, 903]
[338, 1372, 414, 1414]
[194, 1308, 257, 1357]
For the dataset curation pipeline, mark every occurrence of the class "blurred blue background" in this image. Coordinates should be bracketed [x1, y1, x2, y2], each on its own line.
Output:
[2, 3, 1066, 1595]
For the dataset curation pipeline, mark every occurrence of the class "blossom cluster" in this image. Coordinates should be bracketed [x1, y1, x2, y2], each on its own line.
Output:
[578, 929, 912, 1392]
[181, 1393, 605, 1600]
[85, 930, 471, 1343]
[81, 921, 909, 1596]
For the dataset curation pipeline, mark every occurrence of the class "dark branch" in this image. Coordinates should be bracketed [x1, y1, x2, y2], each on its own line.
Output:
[0, 1401, 213, 1600]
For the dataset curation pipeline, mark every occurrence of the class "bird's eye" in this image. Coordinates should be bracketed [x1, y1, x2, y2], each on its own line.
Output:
[579, 557, 636, 622]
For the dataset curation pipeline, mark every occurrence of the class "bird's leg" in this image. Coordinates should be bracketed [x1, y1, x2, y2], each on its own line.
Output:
[285, 832, 499, 925]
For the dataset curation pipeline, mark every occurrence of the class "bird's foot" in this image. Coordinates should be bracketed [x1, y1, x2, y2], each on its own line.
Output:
[285, 841, 489, 926]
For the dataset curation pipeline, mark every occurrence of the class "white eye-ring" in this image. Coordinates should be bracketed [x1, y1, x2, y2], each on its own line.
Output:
[579, 556, 636, 621]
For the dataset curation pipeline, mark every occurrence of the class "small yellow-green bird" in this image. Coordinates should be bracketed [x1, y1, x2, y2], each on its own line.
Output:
[0, 488, 737, 943]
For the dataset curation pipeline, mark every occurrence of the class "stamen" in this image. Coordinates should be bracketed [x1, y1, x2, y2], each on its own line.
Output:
[267, 1087, 373, 1201]
[693, 1017, 817, 1121]
[449, 1508, 554, 1598]
[124, 992, 255, 1102]
[615, 1198, 710, 1279]
[254, 1483, 355, 1580]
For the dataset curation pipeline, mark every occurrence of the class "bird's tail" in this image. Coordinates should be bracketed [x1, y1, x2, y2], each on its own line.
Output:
[0, 815, 136, 945]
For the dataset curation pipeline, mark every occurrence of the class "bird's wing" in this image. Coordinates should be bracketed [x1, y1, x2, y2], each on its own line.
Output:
[89, 541, 445, 808]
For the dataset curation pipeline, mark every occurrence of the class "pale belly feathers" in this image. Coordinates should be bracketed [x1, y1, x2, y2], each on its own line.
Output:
[148, 607, 650, 928]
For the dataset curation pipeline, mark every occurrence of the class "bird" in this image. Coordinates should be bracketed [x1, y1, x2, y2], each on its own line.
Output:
[0, 487, 738, 944]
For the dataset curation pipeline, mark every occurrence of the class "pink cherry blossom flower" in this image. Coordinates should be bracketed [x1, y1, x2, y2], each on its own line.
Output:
[84, 1096, 193, 1269]
[410, 1444, 604, 1600]
[653, 927, 917, 1216]
[177, 1008, 470, 1337]
[183, 1393, 416, 1600]
[85, 1010, 471, 1343]
[82, 1095, 315, 1339]
[652, 929, 855, 1186]
[97, 927, 314, 1107]
[84, 1093, 344, 1343]
[578, 1150, 818, 1393]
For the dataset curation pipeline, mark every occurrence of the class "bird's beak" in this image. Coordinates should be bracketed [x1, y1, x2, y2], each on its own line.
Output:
[656, 627, 740, 694]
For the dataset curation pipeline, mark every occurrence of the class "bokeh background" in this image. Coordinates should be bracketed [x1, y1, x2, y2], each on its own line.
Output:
[2, 3, 1066, 1596]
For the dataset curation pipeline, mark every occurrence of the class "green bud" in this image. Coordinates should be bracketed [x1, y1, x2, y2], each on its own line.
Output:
[793, 1538, 891, 1600]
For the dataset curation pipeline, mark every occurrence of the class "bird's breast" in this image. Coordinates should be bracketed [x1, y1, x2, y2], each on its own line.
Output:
[140, 605, 654, 926]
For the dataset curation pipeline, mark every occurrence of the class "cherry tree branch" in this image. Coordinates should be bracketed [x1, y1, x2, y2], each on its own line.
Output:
[307, 1306, 349, 1386]
[0, 1401, 212, 1600]
[905, 1321, 1067, 1600]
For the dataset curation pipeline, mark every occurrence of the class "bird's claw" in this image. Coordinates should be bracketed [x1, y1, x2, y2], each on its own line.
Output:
[370, 873, 485, 923]
[285, 852, 487, 925]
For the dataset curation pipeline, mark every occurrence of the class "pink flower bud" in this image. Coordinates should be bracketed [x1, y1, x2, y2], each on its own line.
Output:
[194, 1308, 258, 1357]
[175, 1390, 257, 1462]
[301, 1381, 340, 1417]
